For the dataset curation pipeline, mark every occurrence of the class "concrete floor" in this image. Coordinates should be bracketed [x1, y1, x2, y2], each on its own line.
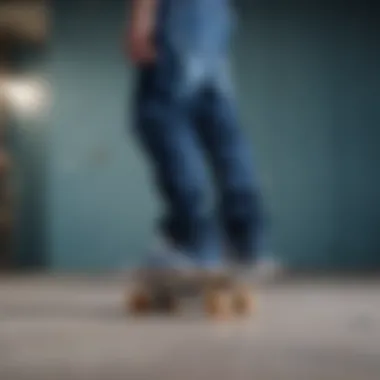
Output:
[0, 276, 380, 380]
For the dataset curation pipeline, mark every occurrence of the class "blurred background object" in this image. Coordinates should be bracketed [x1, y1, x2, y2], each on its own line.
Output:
[0, 0, 48, 44]
[0, 90, 13, 270]
[1, 75, 50, 118]
[0, 0, 48, 271]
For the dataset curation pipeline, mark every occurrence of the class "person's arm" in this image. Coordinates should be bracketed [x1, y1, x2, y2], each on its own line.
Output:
[127, 0, 157, 64]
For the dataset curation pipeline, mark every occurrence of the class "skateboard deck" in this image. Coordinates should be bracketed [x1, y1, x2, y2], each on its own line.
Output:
[127, 269, 255, 319]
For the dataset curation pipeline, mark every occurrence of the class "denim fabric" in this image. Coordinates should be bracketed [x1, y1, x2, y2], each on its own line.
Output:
[132, 0, 262, 267]
[156, 0, 235, 59]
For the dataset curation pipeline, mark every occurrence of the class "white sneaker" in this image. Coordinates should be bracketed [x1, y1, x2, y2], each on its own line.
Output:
[140, 236, 197, 276]
[230, 254, 284, 283]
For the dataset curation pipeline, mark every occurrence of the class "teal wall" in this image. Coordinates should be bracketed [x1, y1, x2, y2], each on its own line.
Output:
[14, 0, 379, 271]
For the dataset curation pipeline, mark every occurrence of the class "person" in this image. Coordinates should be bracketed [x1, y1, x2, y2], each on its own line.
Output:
[126, 0, 264, 274]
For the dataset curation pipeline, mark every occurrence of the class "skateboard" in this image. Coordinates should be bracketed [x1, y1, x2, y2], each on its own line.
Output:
[127, 269, 255, 319]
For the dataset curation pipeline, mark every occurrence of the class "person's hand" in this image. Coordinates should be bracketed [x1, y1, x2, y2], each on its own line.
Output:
[128, 26, 156, 64]
[126, 0, 157, 64]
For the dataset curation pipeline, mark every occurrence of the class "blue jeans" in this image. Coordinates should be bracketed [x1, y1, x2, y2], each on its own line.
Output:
[133, 48, 263, 268]
[134, 0, 262, 267]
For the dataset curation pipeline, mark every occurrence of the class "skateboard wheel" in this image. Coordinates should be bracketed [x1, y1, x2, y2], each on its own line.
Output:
[203, 289, 233, 319]
[128, 287, 153, 314]
[155, 287, 178, 313]
[233, 286, 254, 316]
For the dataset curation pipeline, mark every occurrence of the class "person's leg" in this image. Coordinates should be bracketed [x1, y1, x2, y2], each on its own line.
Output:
[194, 68, 264, 265]
[132, 55, 222, 269]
